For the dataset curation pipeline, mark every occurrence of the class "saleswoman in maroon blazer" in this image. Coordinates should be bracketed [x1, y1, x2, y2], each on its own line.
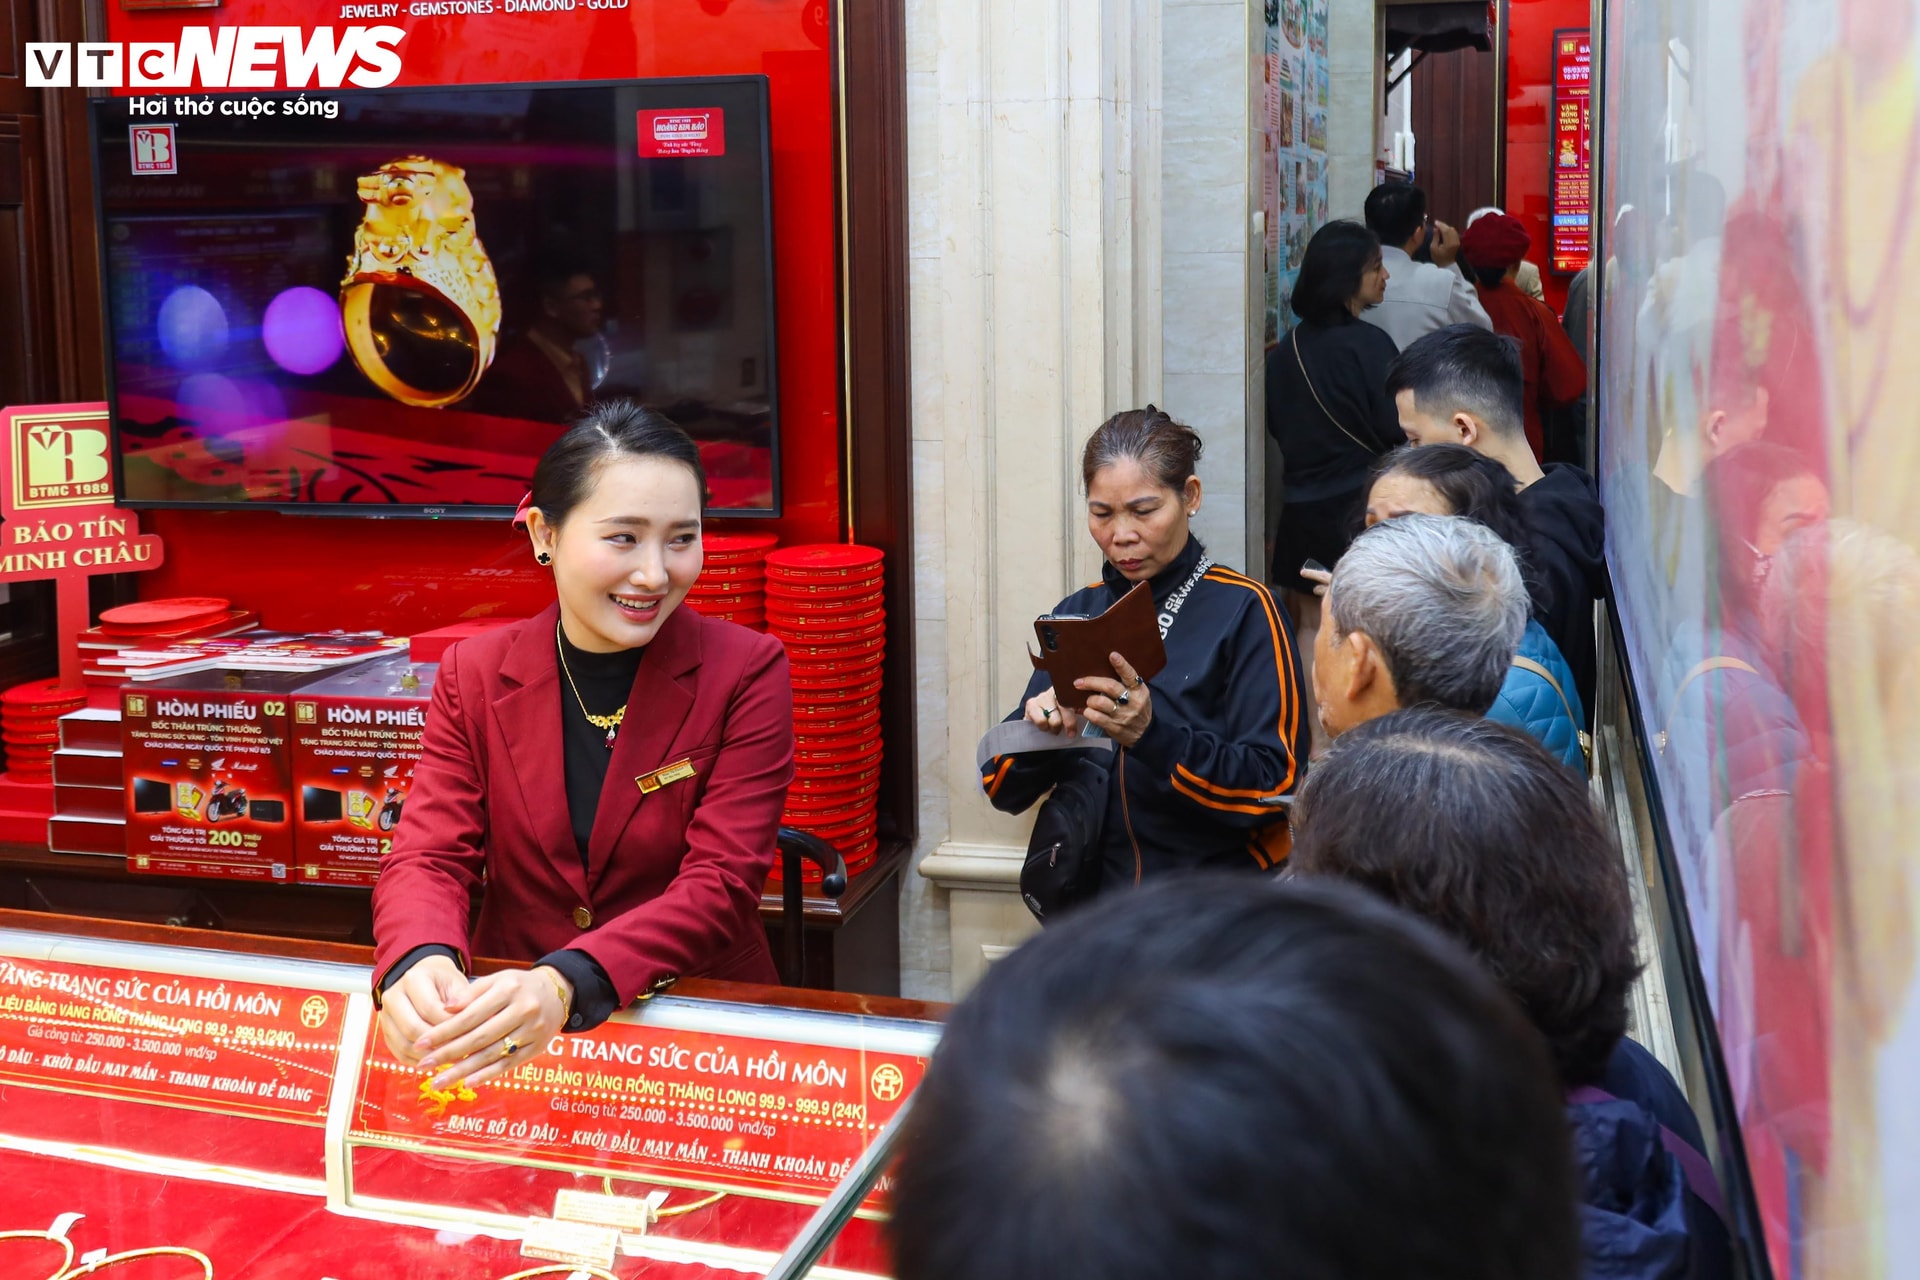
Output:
[371, 401, 794, 1089]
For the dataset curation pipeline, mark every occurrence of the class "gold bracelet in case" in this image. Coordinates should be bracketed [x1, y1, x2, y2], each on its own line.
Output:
[0, 1229, 74, 1280]
[64, 1246, 215, 1278]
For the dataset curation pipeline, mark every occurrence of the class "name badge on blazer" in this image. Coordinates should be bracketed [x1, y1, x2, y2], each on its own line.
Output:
[636, 758, 698, 794]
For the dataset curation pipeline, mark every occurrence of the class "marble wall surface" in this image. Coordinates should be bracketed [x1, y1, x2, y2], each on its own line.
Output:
[900, 0, 1377, 1000]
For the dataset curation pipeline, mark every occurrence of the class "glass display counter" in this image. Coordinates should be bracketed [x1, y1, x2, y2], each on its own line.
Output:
[0, 910, 941, 1279]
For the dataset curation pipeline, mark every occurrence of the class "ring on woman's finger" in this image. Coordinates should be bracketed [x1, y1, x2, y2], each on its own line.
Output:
[498, 1037, 521, 1060]
[1115, 691, 1130, 706]
[1042, 706, 1055, 719]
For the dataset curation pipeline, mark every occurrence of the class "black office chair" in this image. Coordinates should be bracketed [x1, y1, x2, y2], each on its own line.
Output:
[774, 826, 849, 988]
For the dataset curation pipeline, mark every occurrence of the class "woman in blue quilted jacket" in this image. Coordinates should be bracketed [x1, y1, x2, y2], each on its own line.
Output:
[1363, 445, 1587, 768]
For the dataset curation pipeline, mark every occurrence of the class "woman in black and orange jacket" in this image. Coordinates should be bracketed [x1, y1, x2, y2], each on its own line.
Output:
[982, 408, 1310, 885]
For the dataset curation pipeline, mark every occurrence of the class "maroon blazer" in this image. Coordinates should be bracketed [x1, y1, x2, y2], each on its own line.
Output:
[370, 602, 793, 1002]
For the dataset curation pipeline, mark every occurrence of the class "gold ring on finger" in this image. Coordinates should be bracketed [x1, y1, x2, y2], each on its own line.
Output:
[499, 1037, 521, 1059]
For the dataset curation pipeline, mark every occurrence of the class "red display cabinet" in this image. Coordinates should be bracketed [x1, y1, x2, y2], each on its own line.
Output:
[0, 910, 940, 1278]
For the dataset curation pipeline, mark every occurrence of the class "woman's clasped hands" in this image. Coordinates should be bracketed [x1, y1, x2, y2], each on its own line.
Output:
[379, 954, 573, 1091]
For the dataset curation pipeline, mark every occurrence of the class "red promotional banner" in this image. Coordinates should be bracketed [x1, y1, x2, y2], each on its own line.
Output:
[351, 1018, 926, 1211]
[1550, 29, 1592, 275]
[0, 955, 349, 1123]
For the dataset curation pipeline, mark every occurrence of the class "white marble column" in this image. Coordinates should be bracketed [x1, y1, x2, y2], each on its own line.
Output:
[1326, 0, 1383, 221]
[903, 0, 1164, 999]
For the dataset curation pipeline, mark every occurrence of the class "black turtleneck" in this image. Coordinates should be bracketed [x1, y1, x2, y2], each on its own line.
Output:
[1098, 534, 1209, 608]
[555, 625, 644, 863]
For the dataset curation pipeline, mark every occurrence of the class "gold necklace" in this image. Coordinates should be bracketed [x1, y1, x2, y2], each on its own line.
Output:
[556, 623, 628, 749]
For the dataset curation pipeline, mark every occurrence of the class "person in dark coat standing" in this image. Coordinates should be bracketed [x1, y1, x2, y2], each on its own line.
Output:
[982, 409, 1308, 889]
[1266, 220, 1404, 599]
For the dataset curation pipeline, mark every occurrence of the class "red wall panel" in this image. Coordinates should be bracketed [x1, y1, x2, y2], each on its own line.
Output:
[1503, 0, 1586, 314]
[103, 2, 844, 635]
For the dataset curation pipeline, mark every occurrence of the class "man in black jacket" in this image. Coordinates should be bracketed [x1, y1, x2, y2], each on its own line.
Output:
[1386, 324, 1606, 716]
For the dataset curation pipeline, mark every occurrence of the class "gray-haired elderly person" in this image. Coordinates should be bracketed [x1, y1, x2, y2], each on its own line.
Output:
[1312, 513, 1528, 738]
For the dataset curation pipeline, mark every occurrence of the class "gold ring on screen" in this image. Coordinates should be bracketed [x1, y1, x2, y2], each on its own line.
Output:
[340, 155, 501, 408]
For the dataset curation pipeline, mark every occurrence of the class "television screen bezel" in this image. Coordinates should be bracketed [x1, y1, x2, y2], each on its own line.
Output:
[88, 73, 783, 522]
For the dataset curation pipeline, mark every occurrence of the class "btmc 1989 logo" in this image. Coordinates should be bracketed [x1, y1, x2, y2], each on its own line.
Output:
[16, 416, 112, 508]
[131, 123, 177, 175]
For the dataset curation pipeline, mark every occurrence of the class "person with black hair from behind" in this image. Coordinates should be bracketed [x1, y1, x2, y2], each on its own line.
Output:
[888, 875, 1582, 1280]
[1265, 220, 1404, 600]
[1291, 707, 1735, 1280]
[1360, 180, 1493, 348]
[1387, 322, 1607, 717]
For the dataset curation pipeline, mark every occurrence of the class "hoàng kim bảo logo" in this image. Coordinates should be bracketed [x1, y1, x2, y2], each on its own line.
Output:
[13, 410, 114, 510]
[299, 996, 331, 1030]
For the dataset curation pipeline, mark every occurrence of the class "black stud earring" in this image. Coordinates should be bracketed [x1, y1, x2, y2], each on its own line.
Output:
[536, 552, 552, 566]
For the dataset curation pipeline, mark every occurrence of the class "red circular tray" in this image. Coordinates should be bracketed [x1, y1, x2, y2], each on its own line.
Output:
[791, 761, 884, 793]
[770, 622, 887, 649]
[793, 689, 884, 715]
[764, 544, 884, 579]
[703, 533, 779, 559]
[99, 597, 231, 628]
[782, 786, 880, 819]
[1, 679, 86, 709]
[780, 633, 886, 663]
[695, 569, 766, 585]
[794, 690, 881, 717]
[764, 579, 887, 605]
[790, 670, 885, 695]
[768, 604, 885, 629]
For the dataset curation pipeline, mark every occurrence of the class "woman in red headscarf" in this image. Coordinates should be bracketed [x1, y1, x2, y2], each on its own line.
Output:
[1459, 213, 1588, 460]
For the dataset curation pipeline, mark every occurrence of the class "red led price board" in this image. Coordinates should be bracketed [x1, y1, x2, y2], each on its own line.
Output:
[1550, 29, 1592, 275]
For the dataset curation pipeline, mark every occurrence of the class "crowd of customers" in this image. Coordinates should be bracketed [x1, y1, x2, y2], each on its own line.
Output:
[909, 180, 1738, 1279]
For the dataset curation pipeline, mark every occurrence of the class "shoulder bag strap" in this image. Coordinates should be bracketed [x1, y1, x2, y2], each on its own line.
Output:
[1292, 328, 1384, 457]
[1510, 655, 1592, 765]
[1566, 1085, 1731, 1228]
[1656, 656, 1761, 752]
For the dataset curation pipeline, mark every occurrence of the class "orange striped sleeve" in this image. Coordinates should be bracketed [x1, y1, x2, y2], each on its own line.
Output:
[1171, 771, 1279, 817]
[1202, 568, 1303, 791]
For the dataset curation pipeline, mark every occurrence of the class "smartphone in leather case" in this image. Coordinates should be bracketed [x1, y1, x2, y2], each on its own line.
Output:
[1029, 581, 1168, 710]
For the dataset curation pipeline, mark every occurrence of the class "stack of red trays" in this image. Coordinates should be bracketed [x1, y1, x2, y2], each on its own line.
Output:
[3, 679, 88, 782]
[687, 534, 778, 630]
[767, 545, 885, 882]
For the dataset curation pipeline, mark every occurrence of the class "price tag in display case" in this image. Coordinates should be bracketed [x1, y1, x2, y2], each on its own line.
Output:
[346, 996, 932, 1215]
[0, 953, 349, 1122]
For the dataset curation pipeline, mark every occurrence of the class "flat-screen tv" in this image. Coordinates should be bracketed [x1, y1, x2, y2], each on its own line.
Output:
[90, 77, 780, 517]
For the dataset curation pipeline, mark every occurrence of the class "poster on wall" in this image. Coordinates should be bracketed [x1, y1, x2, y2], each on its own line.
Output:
[1264, 0, 1332, 340]
[1549, 29, 1591, 275]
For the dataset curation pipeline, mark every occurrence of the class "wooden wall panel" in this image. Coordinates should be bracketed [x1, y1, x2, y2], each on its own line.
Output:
[1410, 46, 1501, 227]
